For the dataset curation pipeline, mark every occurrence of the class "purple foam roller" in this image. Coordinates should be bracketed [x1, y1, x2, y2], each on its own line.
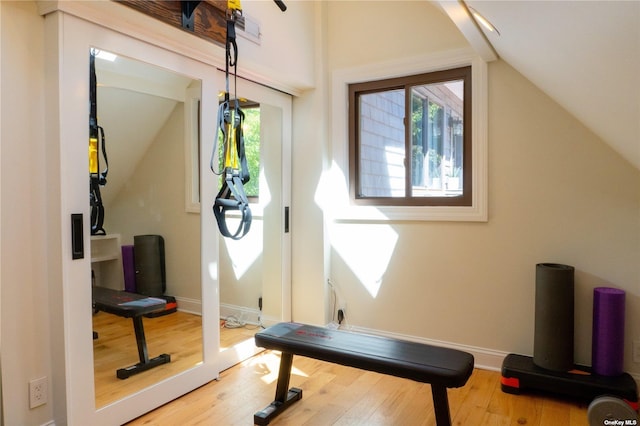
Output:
[592, 287, 625, 376]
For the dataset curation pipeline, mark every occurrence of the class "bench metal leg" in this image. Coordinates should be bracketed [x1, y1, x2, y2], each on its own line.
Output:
[254, 352, 303, 425]
[116, 316, 171, 380]
[133, 316, 150, 363]
[432, 385, 452, 426]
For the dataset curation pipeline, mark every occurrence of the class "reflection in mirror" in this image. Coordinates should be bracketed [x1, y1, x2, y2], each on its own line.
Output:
[218, 98, 284, 356]
[90, 49, 203, 408]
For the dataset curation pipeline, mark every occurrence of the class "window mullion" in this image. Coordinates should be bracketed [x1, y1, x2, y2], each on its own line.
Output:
[405, 85, 412, 198]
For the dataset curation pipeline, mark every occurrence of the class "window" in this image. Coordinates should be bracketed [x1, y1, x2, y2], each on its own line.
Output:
[216, 101, 261, 201]
[240, 105, 261, 199]
[349, 66, 471, 206]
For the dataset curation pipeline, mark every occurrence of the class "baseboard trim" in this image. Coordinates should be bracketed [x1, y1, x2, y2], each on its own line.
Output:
[175, 296, 202, 315]
[326, 324, 640, 390]
[339, 324, 509, 372]
[220, 303, 280, 327]
[220, 302, 260, 325]
[174, 298, 280, 327]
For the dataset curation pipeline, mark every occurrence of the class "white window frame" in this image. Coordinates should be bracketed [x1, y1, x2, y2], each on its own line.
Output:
[331, 48, 488, 222]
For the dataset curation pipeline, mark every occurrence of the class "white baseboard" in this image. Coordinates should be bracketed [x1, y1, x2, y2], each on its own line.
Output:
[337, 324, 509, 372]
[167, 304, 640, 389]
[174, 298, 280, 326]
[325, 324, 640, 391]
[220, 302, 260, 325]
[175, 296, 202, 315]
[220, 303, 279, 327]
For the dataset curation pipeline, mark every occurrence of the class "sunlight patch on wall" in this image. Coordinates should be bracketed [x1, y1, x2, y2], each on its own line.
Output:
[315, 161, 398, 297]
[222, 219, 263, 280]
[314, 160, 390, 221]
[330, 222, 398, 298]
[313, 160, 348, 218]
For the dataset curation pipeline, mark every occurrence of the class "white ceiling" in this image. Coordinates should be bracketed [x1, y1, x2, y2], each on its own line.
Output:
[440, 0, 640, 170]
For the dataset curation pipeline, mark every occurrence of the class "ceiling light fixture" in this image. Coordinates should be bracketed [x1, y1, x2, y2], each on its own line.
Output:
[468, 6, 500, 36]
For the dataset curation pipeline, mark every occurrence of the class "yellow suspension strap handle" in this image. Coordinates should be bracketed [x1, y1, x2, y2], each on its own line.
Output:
[228, 0, 242, 14]
[211, 0, 252, 240]
[89, 49, 108, 236]
[212, 101, 251, 239]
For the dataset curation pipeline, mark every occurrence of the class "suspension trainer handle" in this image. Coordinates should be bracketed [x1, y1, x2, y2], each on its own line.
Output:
[211, 0, 254, 240]
[89, 49, 108, 235]
[274, 0, 287, 12]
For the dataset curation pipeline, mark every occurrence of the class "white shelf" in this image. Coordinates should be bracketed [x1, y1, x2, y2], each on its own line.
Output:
[91, 254, 120, 262]
[91, 234, 124, 290]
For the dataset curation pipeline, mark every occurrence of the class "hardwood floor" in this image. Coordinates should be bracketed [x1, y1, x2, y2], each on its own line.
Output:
[93, 310, 259, 407]
[220, 321, 262, 350]
[95, 311, 589, 425]
[126, 350, 589, 426]
[93, 310, 204, 407]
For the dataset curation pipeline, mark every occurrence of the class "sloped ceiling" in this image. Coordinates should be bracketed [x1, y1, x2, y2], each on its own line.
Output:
[440, 1, 640, 170]
[96, 87, 178, 207]
[95, 53, 195, 206]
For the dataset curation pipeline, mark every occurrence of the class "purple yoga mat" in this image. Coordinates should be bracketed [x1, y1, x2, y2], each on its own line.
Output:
[122, 245, 136, 293]
[592, 287, 625, 376]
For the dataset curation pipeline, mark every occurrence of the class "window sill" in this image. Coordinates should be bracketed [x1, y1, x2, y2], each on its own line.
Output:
[330, 202, 487, 223]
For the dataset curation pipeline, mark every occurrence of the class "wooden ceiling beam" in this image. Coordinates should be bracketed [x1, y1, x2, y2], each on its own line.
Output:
[117, 0, 228, 46]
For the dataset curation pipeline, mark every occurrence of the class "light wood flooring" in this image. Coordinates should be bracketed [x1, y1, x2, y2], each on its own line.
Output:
[95, 310, 589, 425]
[122, 345, 590, 425]
[93, 310, 258, 407]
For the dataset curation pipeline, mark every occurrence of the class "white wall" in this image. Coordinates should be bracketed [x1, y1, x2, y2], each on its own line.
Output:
[321, 1, 640, 376]
[1, 0, 639, 424]
[0, 2, 54, 425]
[238, 0, 316, 91]
[107, 103, 202, 302]
[486, 60, 640, 366]
[290, 1, 331, 326]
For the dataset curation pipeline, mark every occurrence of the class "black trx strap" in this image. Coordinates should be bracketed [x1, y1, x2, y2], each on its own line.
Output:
[211, 2, 252, 240]
[274, 0, 287, 12]
[89, 50, 108, 236]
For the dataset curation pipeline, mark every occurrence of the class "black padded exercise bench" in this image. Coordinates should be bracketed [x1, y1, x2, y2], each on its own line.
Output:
[253, 322, 474, 425]
[92, 286, 171, 379]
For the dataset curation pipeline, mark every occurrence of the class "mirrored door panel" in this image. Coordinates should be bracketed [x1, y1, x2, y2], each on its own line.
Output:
[91, 50, 204, 408]
[47, 10, 221, 424]
[215, 74, 292, 370]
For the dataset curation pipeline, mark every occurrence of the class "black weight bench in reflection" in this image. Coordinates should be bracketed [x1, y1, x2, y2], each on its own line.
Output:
[92, 286, 171, 379]
[253, 322, 474, 426]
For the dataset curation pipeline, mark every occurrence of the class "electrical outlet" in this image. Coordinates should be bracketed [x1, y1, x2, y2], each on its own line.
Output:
[29, 377, 48, 408]
[633, 340, 640, 363]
